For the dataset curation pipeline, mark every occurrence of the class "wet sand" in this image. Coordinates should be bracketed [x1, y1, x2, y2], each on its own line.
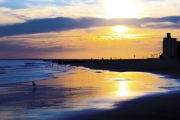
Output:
[2, 68, 170, 110]
[66, 91, 180, 120]
[68, 59, 180, 120]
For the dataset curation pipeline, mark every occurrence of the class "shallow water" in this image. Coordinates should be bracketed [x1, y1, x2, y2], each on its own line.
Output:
[0, 64, 180, 120]
[0, 60, 72, 84]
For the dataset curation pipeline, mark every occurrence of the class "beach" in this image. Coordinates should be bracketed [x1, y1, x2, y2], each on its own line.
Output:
[68, 59, 180, 120]
[72, 59, 180, 78]
[66, 91, 180, 120]
[1, 59, 180, 120]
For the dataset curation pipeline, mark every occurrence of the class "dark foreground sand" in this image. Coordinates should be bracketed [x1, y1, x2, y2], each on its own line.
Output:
[69, 59, 180, 120]
[67, 91, 180, 120]
[113, 91, 180, 120]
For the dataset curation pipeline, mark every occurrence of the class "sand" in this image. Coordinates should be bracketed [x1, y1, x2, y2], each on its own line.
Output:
[66, 91, 180, 120]
[72, 59, 180, 78]
[68, 59, 180, 120]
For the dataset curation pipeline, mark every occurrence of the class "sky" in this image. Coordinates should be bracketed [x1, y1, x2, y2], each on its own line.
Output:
[1, 0, 180, 59]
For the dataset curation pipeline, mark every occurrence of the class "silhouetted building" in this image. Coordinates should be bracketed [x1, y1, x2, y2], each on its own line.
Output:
[163, 33, 177, 58]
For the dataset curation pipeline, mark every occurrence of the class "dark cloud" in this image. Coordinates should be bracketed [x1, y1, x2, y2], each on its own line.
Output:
[0, 40, 85, 56]
[1, 16, 180, 37]
[142, 21, 180, 29]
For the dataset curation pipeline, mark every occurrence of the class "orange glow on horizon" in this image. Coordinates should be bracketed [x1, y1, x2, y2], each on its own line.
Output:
[2, 27, 180, 59]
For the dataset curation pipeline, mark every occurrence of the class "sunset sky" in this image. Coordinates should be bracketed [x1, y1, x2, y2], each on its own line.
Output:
[1, 0, 180, 59]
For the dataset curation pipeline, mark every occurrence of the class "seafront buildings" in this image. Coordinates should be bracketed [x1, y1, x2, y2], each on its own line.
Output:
[163, 33, 180, 59]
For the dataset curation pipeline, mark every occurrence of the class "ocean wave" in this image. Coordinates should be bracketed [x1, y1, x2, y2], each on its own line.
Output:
[0, 60, 72, 85]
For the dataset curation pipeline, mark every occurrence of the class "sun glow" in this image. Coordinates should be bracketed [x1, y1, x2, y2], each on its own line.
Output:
[102, 0, 141, 18]
[112, 25, 128, 33]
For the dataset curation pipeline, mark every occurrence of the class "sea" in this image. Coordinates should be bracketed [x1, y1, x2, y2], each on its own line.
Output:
[0, 59, 72, 85]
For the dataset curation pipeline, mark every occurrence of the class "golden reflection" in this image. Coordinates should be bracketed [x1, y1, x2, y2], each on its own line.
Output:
[36, 68, 179, 110]
[38, 68, 171, 99]
[118, 81, 129, 96]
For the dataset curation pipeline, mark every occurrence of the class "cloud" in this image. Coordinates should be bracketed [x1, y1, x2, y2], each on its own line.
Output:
[1, 0, 180, 26]
[141, 22, 180, 28]
[0, 0, 98, 9]
[0, 12, 26, 25]
[0, 40, 85, 56]
[0, 0, 70, 9]
[0, 16, 180, 37]
[0, 4, 102, 25]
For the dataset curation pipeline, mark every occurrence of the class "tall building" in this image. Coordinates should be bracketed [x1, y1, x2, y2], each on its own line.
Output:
[163, 33, 177, 58]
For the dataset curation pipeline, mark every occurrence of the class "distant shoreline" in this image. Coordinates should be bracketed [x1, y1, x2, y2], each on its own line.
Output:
[69, 59, 180, 78]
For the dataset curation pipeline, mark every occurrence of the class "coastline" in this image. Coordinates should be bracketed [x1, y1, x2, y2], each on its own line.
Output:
[1, 59, 180, 119]
[70, 59, 180, 78]
[67, 59, 180, 120]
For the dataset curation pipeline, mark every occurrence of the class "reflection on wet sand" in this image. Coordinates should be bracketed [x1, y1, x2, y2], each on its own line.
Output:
[36, 67, 179, 108]
[118, 81, 129, 96]
[0, 67, 180, 119]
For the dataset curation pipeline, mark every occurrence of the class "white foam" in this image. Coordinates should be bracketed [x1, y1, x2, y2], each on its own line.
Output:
[0, 60, 73, 84]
